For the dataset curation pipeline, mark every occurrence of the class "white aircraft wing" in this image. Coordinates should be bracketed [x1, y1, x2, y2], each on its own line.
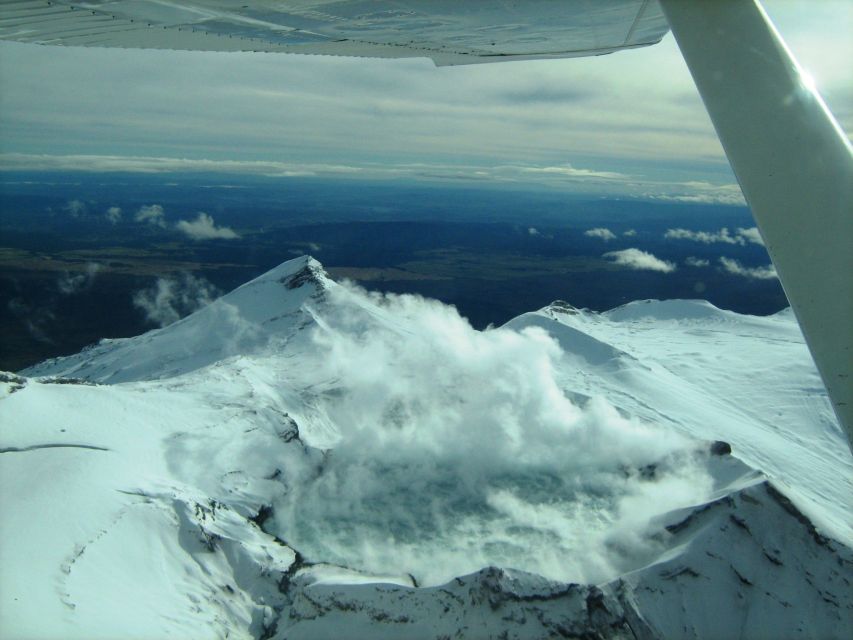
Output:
[0, 0, 668, 64]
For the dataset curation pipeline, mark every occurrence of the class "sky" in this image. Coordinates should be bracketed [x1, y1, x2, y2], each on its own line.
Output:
[0, 0, 850, 203]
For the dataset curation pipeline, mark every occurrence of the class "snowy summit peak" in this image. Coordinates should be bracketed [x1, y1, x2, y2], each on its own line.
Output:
[22, 256, 334, 383]
[246, 254, 326, 289]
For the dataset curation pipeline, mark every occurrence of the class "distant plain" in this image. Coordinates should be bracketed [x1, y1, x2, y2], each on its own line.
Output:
[0, 173, 786, 371]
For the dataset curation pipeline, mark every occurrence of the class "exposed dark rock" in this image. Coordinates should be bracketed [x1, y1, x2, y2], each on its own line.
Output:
[638, 464, 657, 480]
[550, 300, 579, 315]
[200, 529, 221, 552]
[277, 549, 310, 596]
[764, 484, 831, 547]
[732, 566, 754, 587]
[729, 514, 752, 534]
[665, 497, 732, 535]
[282, 264, 324, 291]
[258, 619, 278, 640]
[277, 416, 301, 444]
[39, 376, 98, 386]
[251, 504, 275, 530]
[660, 566, 701, 580]
[0, 371, 27, 386]
[0, 443, 109, 454]
[710, 440, 732, 456]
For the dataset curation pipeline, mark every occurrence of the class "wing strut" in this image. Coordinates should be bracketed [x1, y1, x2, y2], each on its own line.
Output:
[658, 0, 853, 447]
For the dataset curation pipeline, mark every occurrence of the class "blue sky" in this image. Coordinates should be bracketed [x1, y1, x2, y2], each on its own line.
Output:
[0, 0, 849, 203]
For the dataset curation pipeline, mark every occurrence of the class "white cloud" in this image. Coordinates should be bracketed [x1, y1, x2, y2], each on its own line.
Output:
[64, 199, 86, 217]
[719, 257, 778, 280]
[519, 164, 629, 181]
[105, 206, 122, 224]
[132, 273, 220, 327]
[0, 154, 760, 205]
[57, 262, 101, 295]
[585, 227, 617, 242]
[685, 257, 710, 268]
[645, 182, 746, 206]
[268, 282, 710, 587]
[528, 227, 540, 236]
[0, 153, 632, 190]
[736, 226, 765, 246]
[665, 226, 767, 247]
[623, 229, 637, 237]
[135, 204, 166, 228]
[176, 212, 239, 241]
[603, 248, 676, 273]
[665, 227, 743, 245]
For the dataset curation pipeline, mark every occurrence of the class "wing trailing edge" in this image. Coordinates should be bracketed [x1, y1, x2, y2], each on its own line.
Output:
[0, 0, 669, 65]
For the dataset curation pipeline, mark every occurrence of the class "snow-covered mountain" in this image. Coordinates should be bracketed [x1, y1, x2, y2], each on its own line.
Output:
[2, 256, 851, 639]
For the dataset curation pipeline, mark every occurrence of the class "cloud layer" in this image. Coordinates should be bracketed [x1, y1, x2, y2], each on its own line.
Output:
[646, 182, 746, 206]
[1, 1, 849, 203]
[0, 153, 713, 198]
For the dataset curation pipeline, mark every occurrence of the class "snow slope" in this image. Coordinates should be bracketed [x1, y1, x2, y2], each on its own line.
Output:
[3, 256, 851, 639]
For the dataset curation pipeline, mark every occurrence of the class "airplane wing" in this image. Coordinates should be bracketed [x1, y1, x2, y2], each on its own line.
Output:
[0, 0, 669, 65]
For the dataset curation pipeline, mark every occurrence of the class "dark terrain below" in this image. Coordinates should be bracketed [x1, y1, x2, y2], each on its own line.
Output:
[0, 172, 786, 371]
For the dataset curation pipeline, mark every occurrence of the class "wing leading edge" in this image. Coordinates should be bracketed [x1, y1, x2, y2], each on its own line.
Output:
[0, 0, 669, 64]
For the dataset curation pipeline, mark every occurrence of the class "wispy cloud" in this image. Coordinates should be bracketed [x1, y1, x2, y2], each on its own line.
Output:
[0, 153, 782, 208]
[6, 262, 102, 345]
[735, 227, 765, 246]
[623, 229, 637, 237]
[0, 153, 627, 185]
[684, 257, 709, 268]
[7, 298, 54, 344]
[664, 226, 763, 246]
[645, 182, 746, 206]
[584, 227, 617, 242]
[135, 203, 166, 228]
[665, 227, 741, 245]
[0, 153, 358, 178]
[105, 206, 122, 224]
[176, 212, 239, 241]
[132, 273, 220, 327]
[64, 199, 86, 217]
[0, 152, 725, 203]
[276, 281, 711, 586]
[719, 257, 778, 280]
[603, 248, 676, 273]
[57, 262, 101, 295]
[518, 164, 629, 181]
